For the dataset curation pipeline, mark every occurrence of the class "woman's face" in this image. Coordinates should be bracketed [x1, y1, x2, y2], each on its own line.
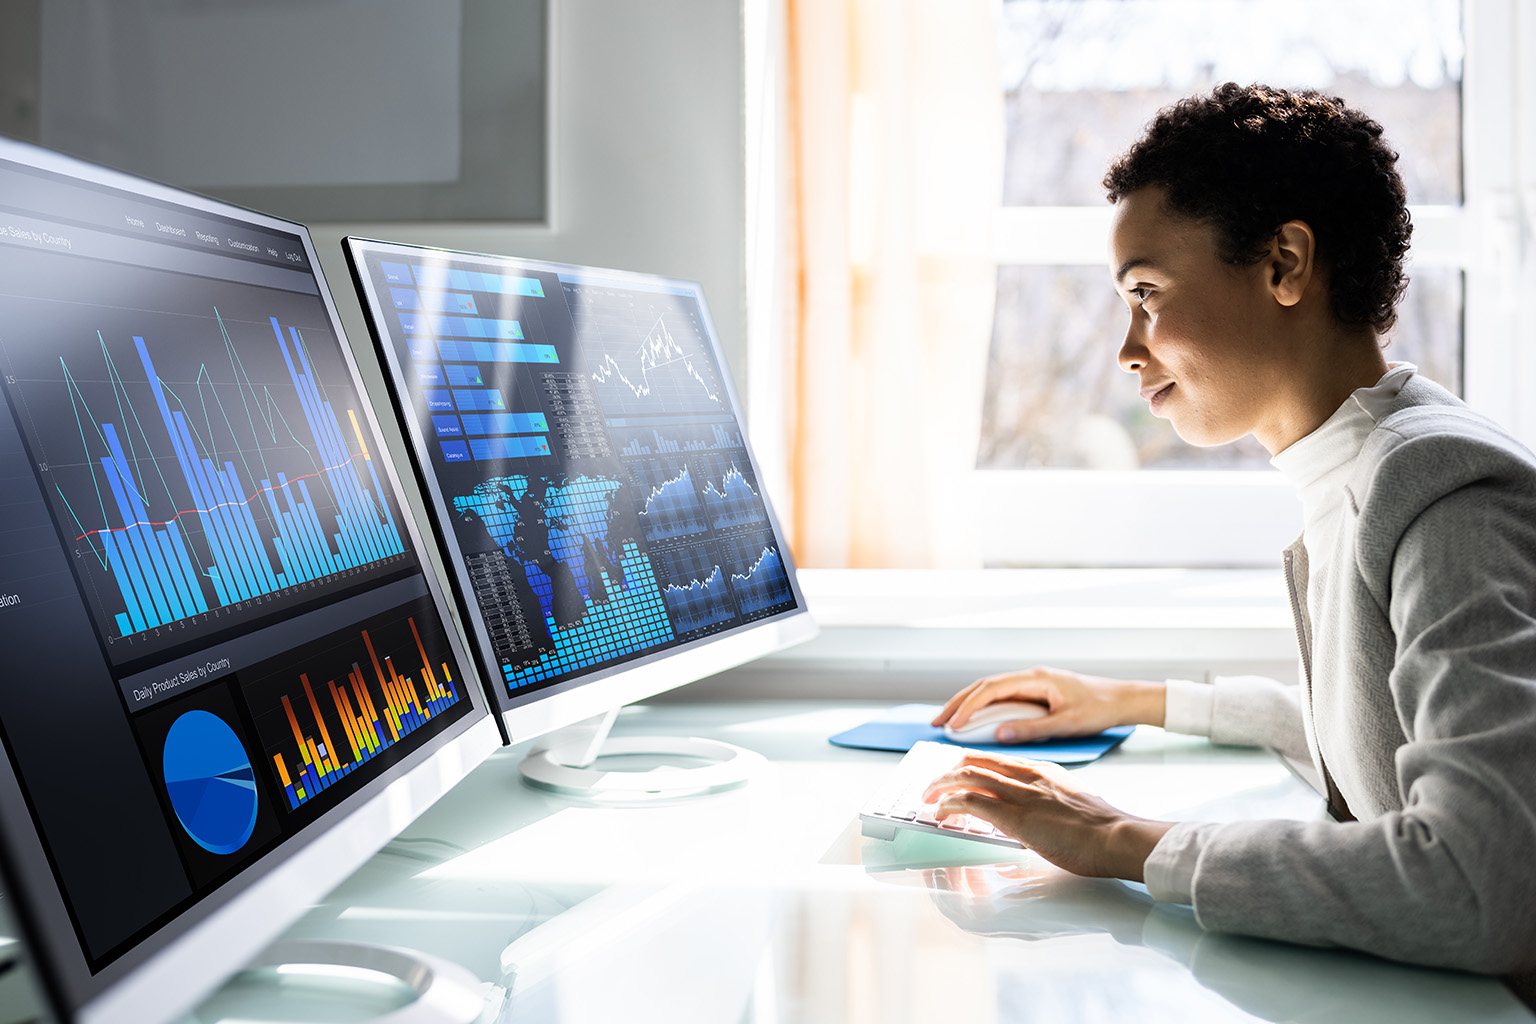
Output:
[1109, 188, 1301, 453]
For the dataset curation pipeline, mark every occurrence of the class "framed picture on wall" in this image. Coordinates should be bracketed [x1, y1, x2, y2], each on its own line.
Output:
[9, 0, 547, 223]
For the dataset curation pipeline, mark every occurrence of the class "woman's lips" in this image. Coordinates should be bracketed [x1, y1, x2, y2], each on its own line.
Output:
[1141, 381, 1174, 413]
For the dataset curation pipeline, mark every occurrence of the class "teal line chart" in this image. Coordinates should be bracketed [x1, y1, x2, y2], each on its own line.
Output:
[28, 311, 404, 648]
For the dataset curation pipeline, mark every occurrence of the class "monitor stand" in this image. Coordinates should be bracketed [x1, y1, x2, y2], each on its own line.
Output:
[235, 939, 494, 1024]
[517, 708, 765, 801]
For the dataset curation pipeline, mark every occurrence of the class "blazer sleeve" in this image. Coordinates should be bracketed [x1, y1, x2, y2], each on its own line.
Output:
[1170, 478, 1536, 973]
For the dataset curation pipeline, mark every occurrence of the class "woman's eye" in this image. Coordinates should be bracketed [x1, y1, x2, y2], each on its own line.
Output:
[1130, 287, 1150, 304]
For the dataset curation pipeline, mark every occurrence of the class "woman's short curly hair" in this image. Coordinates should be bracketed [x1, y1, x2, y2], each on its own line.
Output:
[1103, 83, 1411, 335]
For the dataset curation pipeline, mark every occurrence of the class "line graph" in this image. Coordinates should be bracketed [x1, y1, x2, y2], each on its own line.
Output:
[651, 544, 739, 635]
[12, 307, 404, 653]
[588, 317, 721, 414]
[696, 454, 767, 530]
[717, 530, 794, 617]
[630, 459, 709, 541]
[562, 282, 726, 417]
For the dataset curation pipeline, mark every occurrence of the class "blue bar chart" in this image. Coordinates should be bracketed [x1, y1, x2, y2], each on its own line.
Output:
[615, 421, 744, 457]
[57, 315, 405, 642]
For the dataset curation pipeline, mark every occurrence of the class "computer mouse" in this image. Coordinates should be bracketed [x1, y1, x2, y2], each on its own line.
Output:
[942, 701, 1049, 744]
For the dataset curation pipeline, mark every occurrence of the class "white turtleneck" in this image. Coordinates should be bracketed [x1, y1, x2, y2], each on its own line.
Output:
[1269, 362, 1417, 618]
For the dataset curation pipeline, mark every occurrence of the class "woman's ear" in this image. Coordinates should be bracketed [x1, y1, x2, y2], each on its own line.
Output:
[1268, 220, 1317, 308]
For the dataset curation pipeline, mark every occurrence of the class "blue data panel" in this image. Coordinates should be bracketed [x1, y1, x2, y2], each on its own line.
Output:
[432, 415, 465, 437]
[409, 264, 545, 297]
[419, 291, 478, 314]
[435, 340, 558, 364]
[453, 389, 507, 412]
[416, 364, 446, 386]
[398, 312, 523, 341]
[458, 412, 549, 435]
[468, 436, 550, 460]
[444, 364, 484, 386]
[423, 389, 455, 411]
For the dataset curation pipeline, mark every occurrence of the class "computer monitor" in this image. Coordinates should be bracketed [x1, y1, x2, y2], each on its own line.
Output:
[343, 239, 816, 794]
[0, 139, 501, 1023]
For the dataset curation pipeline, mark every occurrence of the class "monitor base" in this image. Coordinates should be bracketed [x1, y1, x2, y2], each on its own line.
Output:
[247, 940, 493, 1024]
[518, 735, 766, 801]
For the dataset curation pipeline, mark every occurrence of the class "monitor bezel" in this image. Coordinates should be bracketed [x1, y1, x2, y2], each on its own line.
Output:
[0, 138, 502, 1024]
[343, 237, 817, 746]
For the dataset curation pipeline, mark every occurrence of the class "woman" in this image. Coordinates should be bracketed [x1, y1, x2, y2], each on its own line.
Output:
[925, 83, 1536, 981]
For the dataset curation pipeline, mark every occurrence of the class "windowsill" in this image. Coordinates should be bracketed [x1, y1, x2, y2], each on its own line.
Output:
[794, 567, 1291, 629]
[674, 567, 1299, 702]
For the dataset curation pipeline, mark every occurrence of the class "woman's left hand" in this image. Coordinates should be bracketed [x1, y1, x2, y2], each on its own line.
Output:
[922, 752, 1175, 881]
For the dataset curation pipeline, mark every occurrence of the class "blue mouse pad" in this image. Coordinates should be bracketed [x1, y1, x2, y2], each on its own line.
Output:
[829, 703, 1134, 765]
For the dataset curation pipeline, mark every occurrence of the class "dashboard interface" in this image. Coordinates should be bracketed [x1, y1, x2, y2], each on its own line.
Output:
[347, 241, 804, 710]
[0, 142, 486, 1008]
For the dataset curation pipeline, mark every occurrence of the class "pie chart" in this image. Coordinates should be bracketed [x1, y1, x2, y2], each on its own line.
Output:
[162, 710, 259, 856]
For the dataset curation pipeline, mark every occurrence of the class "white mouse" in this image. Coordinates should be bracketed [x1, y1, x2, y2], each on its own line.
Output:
[942, 701, 1049, 744]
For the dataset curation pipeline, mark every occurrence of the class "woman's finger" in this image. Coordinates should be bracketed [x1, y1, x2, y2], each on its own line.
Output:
[932, 679, 985, 725]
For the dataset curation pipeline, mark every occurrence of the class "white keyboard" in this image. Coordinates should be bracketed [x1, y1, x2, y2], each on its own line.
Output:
[858, 741, 1022, 849]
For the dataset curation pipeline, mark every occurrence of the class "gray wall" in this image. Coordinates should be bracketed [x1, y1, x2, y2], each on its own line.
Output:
[310, 0, 748, 420]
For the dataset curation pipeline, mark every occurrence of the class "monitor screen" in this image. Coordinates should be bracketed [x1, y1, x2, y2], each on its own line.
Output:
[0, 140, 499, 1023]
[344, 239, 814, 740]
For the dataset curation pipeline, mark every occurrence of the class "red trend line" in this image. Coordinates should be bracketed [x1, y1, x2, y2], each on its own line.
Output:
[73, 452, 367, 542]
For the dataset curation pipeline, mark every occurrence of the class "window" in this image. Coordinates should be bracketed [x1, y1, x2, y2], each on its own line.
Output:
[746, 0, 1533, 569]
[975, 0, 1510, 566]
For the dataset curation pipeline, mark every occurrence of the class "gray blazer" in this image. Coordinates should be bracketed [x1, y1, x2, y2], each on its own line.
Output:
[1159, 375, 1536, 974]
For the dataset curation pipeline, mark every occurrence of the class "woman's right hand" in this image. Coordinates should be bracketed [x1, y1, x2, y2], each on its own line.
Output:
[930, 666, 1165, 742]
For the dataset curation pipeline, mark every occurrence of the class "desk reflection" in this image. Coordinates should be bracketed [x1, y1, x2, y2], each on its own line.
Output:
[906, 859, 1524, 1024]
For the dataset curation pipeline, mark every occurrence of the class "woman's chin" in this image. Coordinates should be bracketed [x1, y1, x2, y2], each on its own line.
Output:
[1169, 421, 1247, 449]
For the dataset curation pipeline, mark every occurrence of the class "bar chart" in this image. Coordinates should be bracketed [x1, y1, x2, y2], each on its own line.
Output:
[46, 314, 405, 645]
[257, 611, 464, 811]
[614, 421, 744, 457]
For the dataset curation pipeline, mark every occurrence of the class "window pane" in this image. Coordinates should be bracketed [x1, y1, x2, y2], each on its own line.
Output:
[999, 0, 1463, 206]
[977, 265, 1463, 470]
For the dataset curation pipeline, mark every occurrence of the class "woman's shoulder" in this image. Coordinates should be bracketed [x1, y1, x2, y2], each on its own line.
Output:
[1348, 374, 1536, 544]
[1359, 377, 1535, 482]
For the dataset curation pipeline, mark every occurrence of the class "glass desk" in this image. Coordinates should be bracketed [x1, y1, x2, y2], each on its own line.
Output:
[146, 701, 1536, 1022]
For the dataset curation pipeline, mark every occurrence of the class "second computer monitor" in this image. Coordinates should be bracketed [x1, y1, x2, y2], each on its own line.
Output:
[345, 240, 814, 742]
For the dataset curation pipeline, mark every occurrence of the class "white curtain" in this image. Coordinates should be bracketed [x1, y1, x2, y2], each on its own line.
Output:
[779, 0, 1003, 568]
